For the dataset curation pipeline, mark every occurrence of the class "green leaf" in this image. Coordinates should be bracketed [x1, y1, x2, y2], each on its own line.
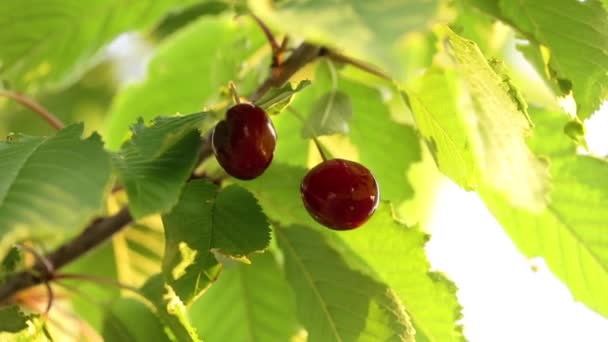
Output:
[406, 68, 476, 190]
[480, 108, 608, 318]
[102, 297, 173, 342]
[140, 275, 202, 342]
[113, 113, 205, 219]
[276, 225, 415, 342]
[254, 80, 311, 116]
[105, 14, 266, 149]
[0, 124, 111, 255]
[303, 90, 352, 138]
[342, 79, 421, 205]
[161, 180, 270, 303]
[190, 252, 300, 342]
[439, 26, 549, 211]
[338, 204, 464, 342]
[0, 305, 31, 333]
[249, 0, 440, 79]
[500, 0, 608, 119]
[238, 163, 317, 226]
[0, 0, 198, 92]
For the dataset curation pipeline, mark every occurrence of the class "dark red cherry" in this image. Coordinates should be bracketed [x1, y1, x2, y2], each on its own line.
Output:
[300, 159, 379, 230]
[212, 103, 277, 180]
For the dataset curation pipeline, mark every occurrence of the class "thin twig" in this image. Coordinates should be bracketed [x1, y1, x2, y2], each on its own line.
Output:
[251, 13, 281, 53]
[0, 91, 65, 130]
[324, 50, 393, 82]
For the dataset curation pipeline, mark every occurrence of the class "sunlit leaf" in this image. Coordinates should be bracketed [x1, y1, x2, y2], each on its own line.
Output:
[337, 205, 464, 341]
[481, 108, 608, 318]
[471, 0, 608, 119]
[406, 68, 476, 190]
[439, 26, 548, 211]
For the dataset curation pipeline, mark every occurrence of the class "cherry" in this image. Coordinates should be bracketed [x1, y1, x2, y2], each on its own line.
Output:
[212, 103, 277, 180]
[300, 159, 379, 230]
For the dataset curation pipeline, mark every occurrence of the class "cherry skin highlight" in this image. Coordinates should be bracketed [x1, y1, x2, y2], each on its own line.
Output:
[212, 103, 277, 180]
[300, 159, 379, 230]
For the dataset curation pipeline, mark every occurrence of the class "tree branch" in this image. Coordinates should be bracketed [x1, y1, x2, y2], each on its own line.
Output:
[249, 42, 321, 102]
[0, 208, 133, 304]
[0, 41, 324, 305]
[0, 91, 65, 130]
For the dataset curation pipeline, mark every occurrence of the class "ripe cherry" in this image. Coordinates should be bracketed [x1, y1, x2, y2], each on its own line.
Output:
[300, 159, 379, 230]
[212, 103, 277, 180]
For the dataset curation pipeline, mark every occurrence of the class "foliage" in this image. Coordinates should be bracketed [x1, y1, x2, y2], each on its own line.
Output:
[0, 0, 607, 341]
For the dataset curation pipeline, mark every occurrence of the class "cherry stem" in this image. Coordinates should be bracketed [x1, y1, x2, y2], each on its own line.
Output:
[0, 90, 65, 130]
[287, 107, 328, 162]
[229, 81, 241, 104]
[312, 137, 328, 162]
[53, 272, 140, 294]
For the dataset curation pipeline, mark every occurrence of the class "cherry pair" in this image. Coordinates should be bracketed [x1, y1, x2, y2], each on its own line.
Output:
[211, 102, 379, 230]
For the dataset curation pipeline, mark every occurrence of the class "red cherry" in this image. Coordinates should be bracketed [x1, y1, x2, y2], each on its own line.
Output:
[300, 159, 379, 230]
[212, 103, 277, 180]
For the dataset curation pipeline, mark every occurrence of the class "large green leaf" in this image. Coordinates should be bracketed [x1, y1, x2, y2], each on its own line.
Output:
[113, 113, 206, 219]
[161, 180, 270, 303]
[342, 78, 421, 205]
[439, 26, 548, 211]
[238, 164, 461, 340]
[277, 225, 415, 342]
[0, 124, 111, 255]
[337, 205, 464, 341]
[497, 0, 608, 119]
[481, 108, 608, 318]
[104, 14, 266, 149]
[249, 0, 439, 79]
[102, 297, 173, 342]
[190, 252, 300, 342]
[0, 0, 198, 92]
[406, 68, 476, 190]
